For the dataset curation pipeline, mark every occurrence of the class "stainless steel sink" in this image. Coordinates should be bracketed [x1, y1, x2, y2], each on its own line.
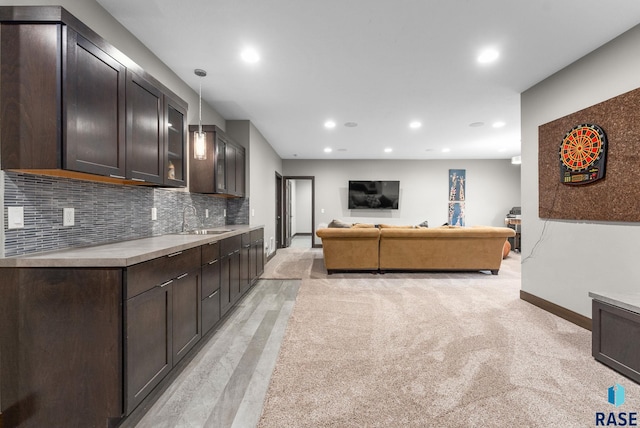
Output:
[178, 229, 235, 235]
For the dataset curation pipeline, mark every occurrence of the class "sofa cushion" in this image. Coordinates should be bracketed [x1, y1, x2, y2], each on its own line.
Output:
[328, 219, 352, 228]
[352, 223, 376, 228]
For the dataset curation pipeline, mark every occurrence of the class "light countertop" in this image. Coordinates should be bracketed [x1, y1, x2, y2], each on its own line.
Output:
[589, 291, 640, 315]
[0, 225, 263, 268]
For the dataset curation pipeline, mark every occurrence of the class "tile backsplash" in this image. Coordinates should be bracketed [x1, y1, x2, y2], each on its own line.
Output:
[3, 171, 249, 257]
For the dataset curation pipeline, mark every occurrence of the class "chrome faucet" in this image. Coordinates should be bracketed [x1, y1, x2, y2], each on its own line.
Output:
[182, 205, 198, 232]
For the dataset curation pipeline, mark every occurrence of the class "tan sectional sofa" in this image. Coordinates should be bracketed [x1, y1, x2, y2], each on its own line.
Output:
[316, 225, 515, 274]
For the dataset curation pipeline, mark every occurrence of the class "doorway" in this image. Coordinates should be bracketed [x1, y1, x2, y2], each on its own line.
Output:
[282, 176, 315, 248]
[275, 173, 283, 251]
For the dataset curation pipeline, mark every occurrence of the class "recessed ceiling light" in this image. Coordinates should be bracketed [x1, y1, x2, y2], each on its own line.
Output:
[240, 47, 260, 63]
[492, 121, 506, 128]
[324, 120, 336, 129]
[384, 148, 393, 153]
[344, 122, 358, 128]
[324, 147, 332, 153]
[477, 48, 499, 64]
[409, 121, 422, 129]
[469, 122, 484, 128]
[442, 148, 451, 153]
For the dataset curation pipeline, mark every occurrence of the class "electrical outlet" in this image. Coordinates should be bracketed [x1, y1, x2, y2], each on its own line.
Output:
[151, 207, 157, 221]
[205, 209, 209, 218]
[7, 206, 25, 229]
[63, 208, 75, 227]
[321, 208, 325, 213]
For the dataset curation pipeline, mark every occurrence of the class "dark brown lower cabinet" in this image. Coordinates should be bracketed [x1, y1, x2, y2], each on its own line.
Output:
[201, 241, 221, 334]
[171, 269, 201, 363]
[241, 233, 251, 294]
[0, 228, 263, 427]
[126, 283, 173, 414]
[0, 268, 123, 428]
[220, 235, 242, 316]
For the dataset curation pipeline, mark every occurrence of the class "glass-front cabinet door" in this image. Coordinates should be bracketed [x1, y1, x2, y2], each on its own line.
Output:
[165, 97, 187, 187]
[215, 136, 227, 193]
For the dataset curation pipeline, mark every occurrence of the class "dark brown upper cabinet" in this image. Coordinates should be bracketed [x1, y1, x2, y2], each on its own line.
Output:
[126, 71, 164, 184]
[188, 124, 245, 196]
[165, 96, 187, 187]
[126, 72, 187, 186]
[0, 7, 187, 187]
[65, 29, 127, 178]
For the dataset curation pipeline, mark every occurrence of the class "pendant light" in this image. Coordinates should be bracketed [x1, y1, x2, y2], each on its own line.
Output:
[193, 68, 207, 160]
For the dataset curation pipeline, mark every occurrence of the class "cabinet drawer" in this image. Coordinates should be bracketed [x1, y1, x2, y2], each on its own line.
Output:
[202, 256, 221, 297]
[202, 288, 221, 335]
[221, 235, 241, 256]
[241, 232, 251, 247]
[201, 240, 220, 264]
[250, 228, 264, 242]
[126, 246, 201, 298]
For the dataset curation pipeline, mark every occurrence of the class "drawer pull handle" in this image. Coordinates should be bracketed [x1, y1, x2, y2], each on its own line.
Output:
[176, 273, 189, 280]
[208, 260, 218, 265]
[167, 251, 183, 258]
[131, 178, 146, 182]
[228, 252, 234, 256]
[208, 241, 217, 246]
[159, 280, 173, 288]
[109, 174, 126, 179]
[208, 290, 219, 299]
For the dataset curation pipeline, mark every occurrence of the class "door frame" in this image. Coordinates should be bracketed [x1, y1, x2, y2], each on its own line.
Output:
[275, 172, 283, 252]
[283, 176, 316, 248]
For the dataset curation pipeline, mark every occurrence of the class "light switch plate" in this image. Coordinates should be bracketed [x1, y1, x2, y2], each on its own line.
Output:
[63, 208, 75, 227]
[7, 206, 25, 229]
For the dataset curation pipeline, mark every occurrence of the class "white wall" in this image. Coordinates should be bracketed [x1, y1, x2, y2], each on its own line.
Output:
[248, 123, 283, 257]
[282, 159, 520, 229]
[521, 24, 640, 318]
[293, 180, 312, 234]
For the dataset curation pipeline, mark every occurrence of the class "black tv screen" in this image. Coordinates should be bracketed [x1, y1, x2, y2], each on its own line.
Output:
[348, 180, 400, 209]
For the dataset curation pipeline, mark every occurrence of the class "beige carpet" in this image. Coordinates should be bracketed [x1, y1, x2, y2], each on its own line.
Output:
[258, 249, 640, 427]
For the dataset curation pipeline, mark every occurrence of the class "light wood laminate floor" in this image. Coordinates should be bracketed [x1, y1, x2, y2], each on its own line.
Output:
[123, 279, 300, 428]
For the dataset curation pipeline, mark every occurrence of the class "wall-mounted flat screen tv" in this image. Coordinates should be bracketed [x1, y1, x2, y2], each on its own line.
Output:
[348, 180, 400, 209]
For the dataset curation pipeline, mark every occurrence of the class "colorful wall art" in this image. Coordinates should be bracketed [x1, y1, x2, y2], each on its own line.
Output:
[448, 169, 466, 226]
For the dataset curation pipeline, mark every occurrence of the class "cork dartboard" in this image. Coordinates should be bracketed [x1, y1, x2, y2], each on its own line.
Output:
[559, 123, 607, 185]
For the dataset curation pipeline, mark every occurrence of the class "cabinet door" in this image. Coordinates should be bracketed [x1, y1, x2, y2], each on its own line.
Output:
[241, 233, 251, 293]
[226, 143, 237, 195]
[1, 23, 62, 170]
[215, 137, 227, 193]
[257, 239, 265, 276]
[202, 259, 221, 334]
[172, 269, 201, 364]
[235, 147, 245, 197]
[230, 250, 241, 303]
[125, 283, 172, 414]
[220, 255, 232, 315]
[164, 96, 187, 187]
[65, 29, 126, 178]
[126, 71, 163, 184]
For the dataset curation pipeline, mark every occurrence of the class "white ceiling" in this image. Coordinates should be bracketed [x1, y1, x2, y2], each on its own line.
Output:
[96, 0, 640, 160]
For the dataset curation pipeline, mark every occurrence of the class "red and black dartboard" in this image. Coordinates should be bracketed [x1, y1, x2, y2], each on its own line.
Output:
[559, 123, 607, 185]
